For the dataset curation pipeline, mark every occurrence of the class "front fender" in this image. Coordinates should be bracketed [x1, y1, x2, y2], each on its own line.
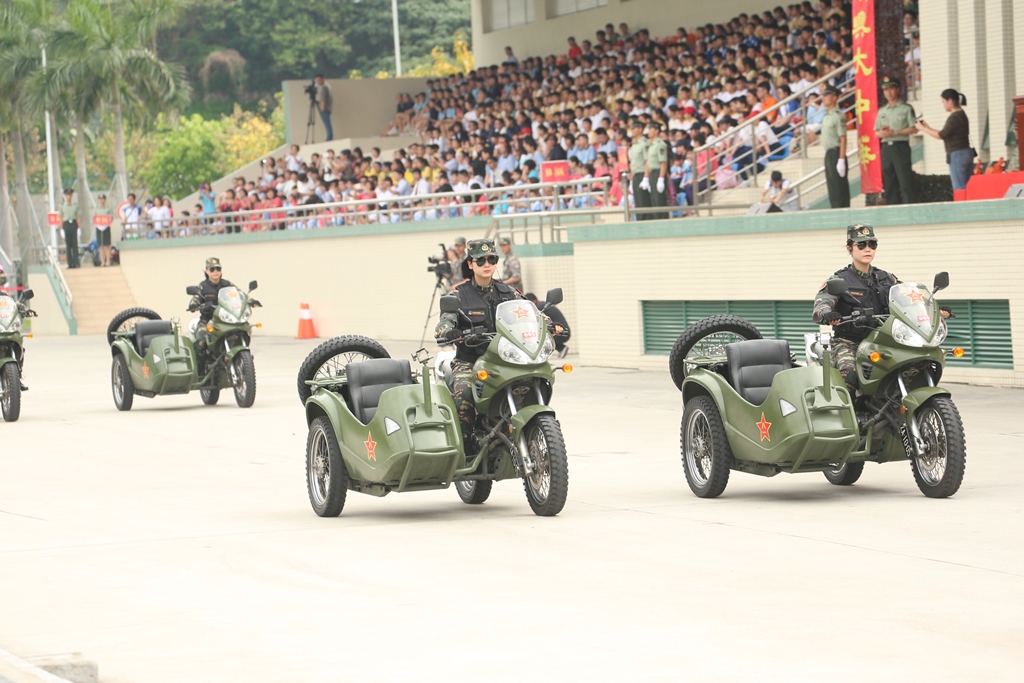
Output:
[682, 370, 733, 422]
[902, 386, 951, 424]
[510, 403, 556, 436]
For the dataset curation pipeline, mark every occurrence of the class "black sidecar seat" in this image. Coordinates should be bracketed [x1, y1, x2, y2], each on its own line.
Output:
[345, 358, 414, 424]
[134, 320, 174, 357]
[725, 339, 794, 406]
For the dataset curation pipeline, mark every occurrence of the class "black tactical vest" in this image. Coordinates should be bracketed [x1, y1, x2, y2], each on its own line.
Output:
[832, 266, 895, 342]
[454, 280, 516, 361]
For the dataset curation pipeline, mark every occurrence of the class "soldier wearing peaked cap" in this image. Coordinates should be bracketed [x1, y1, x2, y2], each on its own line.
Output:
[820, 85, 850, 208]
[876, 75, 918, 205]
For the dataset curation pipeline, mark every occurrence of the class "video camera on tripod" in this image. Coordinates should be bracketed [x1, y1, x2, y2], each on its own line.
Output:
[427, 243, 452, 281]
[304, 80, 318, 101]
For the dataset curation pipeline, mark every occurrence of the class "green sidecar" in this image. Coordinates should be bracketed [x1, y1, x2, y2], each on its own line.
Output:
[669, 273, 967, 498]
[298, 290, 572, 518]
[107, 282, 261, 410]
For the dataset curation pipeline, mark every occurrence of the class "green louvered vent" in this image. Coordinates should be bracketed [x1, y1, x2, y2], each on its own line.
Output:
[643, 299, 1014, 369]
[941, 300, 1013, 368]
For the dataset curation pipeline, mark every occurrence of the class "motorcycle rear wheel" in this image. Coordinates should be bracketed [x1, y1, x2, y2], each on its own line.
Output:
[1, 363, 21, 422]
[107, 307, 161, 346]
[306, 415, 348, 517]
[296, 335, 390, 405]
[669, 315, 762, 390]
[232, 350, 257, 408]
[111, 353, 134, 411]
[455, 480, 493, 504]
[910, 397, 966, 498]
[681, 395, 732, 498]
[200, 387, 220, 405]
[522, 414, 568, 516]
[824, 462, 864, 485]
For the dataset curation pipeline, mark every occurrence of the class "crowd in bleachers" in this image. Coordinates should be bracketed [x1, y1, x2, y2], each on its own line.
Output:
[135, 1, 928, 237]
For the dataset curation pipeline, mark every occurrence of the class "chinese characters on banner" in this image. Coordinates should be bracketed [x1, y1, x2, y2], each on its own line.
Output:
[852, 0, 882, 194]
[540, 161, 569, 183]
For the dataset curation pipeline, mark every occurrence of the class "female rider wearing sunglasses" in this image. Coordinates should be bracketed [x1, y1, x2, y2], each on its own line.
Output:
[812, 224, 951, 392]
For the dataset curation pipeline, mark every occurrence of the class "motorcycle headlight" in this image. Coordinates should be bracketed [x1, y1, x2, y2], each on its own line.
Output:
[891, 319, 926, 347]
[218, 308, 239, 324]
[539, 335, 555, 362]
[240, 308, 251, 323]
[932, 319, 948, 346]
[497, 336, 532, 365]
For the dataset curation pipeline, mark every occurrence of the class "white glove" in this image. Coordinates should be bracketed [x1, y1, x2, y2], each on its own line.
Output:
[639, 177, 651, 191]
[656, 177, 665, 193]
[837, 158, 847, 178]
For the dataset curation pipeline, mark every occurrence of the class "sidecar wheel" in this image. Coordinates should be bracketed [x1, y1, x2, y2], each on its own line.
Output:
[455, 480, 493, 504]
[200, 388, 220, 405]
[669, 315, 762, 390]
[296, 335, 390, 405]
[1, 363, 21, 422]
[910, 397, 966, 498]
[681, 395, 732, 498]
[232, 350, 257, 408]
[522, 414, 569, 516]
[106, 307, 161, 346]
[111, 353, 134, 411]
[306, 416, 348, 517]
[824, 462, 864, 485]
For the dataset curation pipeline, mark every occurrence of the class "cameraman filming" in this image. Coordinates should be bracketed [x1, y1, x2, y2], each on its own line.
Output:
[314, 74, 333, 141]
[426, 243, 454, 288]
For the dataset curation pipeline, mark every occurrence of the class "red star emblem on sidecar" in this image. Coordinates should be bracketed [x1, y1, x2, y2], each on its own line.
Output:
[511, 305, 531, 320]
[364, 433, 377, 461]
[906, 290, 926, 304]
[756, 413, 772, 442]
[142, 363, 149, 379]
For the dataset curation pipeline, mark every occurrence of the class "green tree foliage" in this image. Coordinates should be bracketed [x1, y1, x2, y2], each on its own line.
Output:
[144, 114, 222, 199]
[159, 0, 470, 98]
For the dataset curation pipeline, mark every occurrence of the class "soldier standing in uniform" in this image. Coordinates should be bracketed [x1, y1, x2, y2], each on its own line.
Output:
[498, 237, 523, 292]
[59, 189, 80, 268]
[449, 236, 468, 290]
[644, 123, 669, 220]
[875, 75, 918, 205]
[820, 85, 850, 209]
[812, 224, 950, 393]
[628, 120, 651, 220]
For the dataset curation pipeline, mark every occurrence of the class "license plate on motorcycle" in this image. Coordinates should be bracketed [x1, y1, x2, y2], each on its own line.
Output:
[899, 422, 914, 458]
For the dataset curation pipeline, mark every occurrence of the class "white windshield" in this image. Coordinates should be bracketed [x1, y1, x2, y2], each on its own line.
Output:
[495, 300, 542, 354]
[218, 286, 246, 318]
[0, 295, 17, 332]
[889, 283, 936, 337]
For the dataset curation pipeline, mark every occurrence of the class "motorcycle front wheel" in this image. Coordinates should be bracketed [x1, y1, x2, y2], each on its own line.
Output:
[455, 480, 493, 504]
[910, 397, 966, 498]
[1, 363, 21, 422]
[231, 350, 256, 408]
[521, 414, 568, 516]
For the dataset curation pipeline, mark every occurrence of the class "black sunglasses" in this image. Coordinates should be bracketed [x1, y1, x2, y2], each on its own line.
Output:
[209, 266, 222, 271]
[474, 255, 500, 266]
[854, 240, 878, 250]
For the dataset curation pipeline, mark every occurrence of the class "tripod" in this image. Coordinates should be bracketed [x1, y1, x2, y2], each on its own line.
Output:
[304, 96, 318, 144]
[419, 275, 448, 348]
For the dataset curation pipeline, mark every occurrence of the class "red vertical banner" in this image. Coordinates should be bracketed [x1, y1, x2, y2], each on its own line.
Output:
[852, 1, 882, 194]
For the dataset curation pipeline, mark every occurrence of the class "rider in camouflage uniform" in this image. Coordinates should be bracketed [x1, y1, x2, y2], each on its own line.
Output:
[812, 225, 899, 392]
[435, 239, 559, 446]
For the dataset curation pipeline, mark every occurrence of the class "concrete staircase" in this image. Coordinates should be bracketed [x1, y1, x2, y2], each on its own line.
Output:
[63, 266, 139, 336]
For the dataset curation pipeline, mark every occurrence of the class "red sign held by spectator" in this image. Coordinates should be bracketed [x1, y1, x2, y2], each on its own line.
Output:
[47, 212, 61, 226]
[540, 161, 569, 183]
[93, 214, 112, 227]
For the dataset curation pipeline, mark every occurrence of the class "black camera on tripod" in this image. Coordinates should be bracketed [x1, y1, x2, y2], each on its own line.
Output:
[427, 243, 452, 280]
[304, 80, 318, 101]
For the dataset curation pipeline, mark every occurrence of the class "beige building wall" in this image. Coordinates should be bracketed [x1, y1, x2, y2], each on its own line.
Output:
[282, 77, 429, 145]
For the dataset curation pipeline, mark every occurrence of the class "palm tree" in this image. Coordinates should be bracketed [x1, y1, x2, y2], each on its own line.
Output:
[47, 0, 191, 208]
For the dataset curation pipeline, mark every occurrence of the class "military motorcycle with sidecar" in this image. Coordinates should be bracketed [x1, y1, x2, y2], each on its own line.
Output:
[668, 272, 966, 498]
[107, 281, 261, 410]
[296, 289, 572, 517]
[0, 288, 36, 422]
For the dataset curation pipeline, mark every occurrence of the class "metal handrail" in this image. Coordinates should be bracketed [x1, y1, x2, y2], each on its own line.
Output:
[120, 176, 614, 239]
[26, 209, 73, 308]
[691, 59, 856, 209]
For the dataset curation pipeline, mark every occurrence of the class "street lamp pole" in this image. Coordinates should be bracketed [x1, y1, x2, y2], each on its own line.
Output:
[42, 45, 58, 253]
[391, 0, 402, 76]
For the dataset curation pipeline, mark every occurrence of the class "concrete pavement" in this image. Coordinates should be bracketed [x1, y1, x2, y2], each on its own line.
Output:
[1, 335, 1022, 682]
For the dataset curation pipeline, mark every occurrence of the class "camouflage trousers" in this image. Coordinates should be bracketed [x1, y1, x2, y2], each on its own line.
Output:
[448, 359, 477, 440]
[832, 338, 859, 392]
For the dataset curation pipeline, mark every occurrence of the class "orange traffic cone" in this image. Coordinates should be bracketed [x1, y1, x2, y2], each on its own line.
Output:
[296, 302, 317, 339]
